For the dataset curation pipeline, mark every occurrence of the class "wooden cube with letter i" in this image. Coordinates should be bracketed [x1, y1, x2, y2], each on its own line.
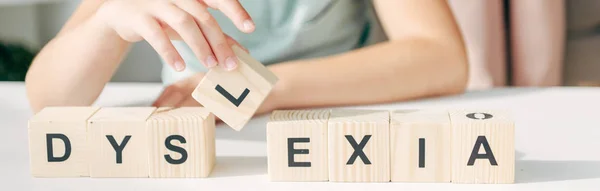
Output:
[191, 45, 278, 131]
[266, 110, 330, 181]
[328, 109, 390, 182]
[449, 110, 515, 184]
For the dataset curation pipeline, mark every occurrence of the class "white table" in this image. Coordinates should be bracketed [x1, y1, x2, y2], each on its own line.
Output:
[1, 82, 599, 190]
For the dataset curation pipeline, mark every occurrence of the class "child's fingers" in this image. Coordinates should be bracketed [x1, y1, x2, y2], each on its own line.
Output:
[224, 34, 248, 52]
[173, 0, 237, 71]
[204, 0, 254, 33]
[135, 17, 185, 71]
[152, 3, 216, 69]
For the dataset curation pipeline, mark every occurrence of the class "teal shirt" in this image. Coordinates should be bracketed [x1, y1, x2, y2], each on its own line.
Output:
[162, 0, 386, 85]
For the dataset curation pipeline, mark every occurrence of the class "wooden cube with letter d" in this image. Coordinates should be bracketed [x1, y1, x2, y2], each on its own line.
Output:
[192, 45, 278, 131]
[266, 110, 330, 181]
[449, 110, 515, 184]
[28, 107, 100, 177]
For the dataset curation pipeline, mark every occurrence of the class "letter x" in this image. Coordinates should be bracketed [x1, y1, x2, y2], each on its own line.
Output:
[345, 135, 372, 165]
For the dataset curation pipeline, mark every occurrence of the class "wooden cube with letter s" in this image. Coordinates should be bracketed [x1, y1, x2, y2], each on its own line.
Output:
[449, 110, 515, 184]
[192, 45, 278, 131]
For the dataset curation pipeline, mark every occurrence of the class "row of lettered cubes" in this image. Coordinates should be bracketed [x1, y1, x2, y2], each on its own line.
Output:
[266, 109, 515, 184]
[29, 107, 216, 178]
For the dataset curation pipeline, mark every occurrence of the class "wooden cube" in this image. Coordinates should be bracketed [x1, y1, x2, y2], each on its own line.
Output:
[28, 107, 100, 177]
[147, 107, 216, 178]
[191, 45, 278, 131]
[390, 110, 451, 182]
[267, 110, 330, 181]
[88, 107, 156, 177]
[328, 109, 390, 182]
[449, 110, 515, 184]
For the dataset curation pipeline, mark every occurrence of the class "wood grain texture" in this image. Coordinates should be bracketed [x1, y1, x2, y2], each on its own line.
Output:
[449, 110, 515, 184]
[147, 107, 215, 178]
[28, 107, 100, 177]
[88, 107, 157, 177]
[267, 110, 330, 181]
[328, 109, 390, 182]
[191, 45, 278, 131]
[390, 110, 451, 182]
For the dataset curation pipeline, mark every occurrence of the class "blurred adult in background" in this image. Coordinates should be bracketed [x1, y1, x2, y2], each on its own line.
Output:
[449, 0, 565, 89]
[25, 0, 468, 113]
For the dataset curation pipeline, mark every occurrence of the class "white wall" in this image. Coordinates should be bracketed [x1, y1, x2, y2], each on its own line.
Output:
[0, 1, 162, 82]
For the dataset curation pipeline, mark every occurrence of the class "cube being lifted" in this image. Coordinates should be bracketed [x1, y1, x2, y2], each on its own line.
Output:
[449, 110, 515, 184]
[147, 107, 216, 178]
[192, 46, 278, 131]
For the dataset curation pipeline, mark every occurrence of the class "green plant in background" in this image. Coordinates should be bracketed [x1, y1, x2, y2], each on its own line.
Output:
[0, 41, 36, 81]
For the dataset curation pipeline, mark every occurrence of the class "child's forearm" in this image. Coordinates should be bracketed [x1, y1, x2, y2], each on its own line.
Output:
[26, 16, 130, 112]
[266, 39, 468, 110]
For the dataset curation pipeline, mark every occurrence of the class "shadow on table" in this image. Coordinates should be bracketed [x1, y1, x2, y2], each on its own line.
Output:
[516, 160, 600, 183]
[215, 114, 269, 142]
[210, 156, 267, 178]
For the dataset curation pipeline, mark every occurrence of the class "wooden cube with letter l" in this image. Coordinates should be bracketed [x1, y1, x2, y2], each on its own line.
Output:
[192, 45, 278, 131]
[147, 107, 216, 178]
[390, 110, 451, 182]
[328, 109, 390, 182]
[88, 107, 157, 177]
[449, 110, 515, 184]
[266, 110, 330, 181]
[28, 107, 100, 177]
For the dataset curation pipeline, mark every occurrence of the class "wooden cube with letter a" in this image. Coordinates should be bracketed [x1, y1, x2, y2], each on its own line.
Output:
[390, 110, 451, 182]
[147, 107, 216, 178]
[266, 110, 330, 181]
[449, 110, 515, 184]
[88, 107, 157, 177]
[28, 107, 100, 177]
[192, 45, 278, 131]
[328, 109, 390, 182]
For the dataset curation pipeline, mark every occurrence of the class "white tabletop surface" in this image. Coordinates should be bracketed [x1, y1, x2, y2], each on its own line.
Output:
[1, 82, 599, 190]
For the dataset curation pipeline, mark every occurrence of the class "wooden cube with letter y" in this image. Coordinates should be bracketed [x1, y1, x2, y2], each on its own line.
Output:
[28, 107, 100, 177]
[328, 109, 390, 182]
[147, 107, 216, 178]
[192, 45, 278, 131]
[88, 107, 157, 177]
[266, 110, 330, 181]
[449, 110, 515, 184]
[390, 110, 451, 182]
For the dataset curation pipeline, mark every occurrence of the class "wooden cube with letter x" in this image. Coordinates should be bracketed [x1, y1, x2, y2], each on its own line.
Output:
[449, 110, 515, 184]
[147, 107, 216, 178]
[390, 110, 451, 182]
[28, 107, 100, 177]
[88, 107, 157, 178]
[266, 110, 330, 181]
[328, 109, 390, 182]
[192, 45, 279, 131]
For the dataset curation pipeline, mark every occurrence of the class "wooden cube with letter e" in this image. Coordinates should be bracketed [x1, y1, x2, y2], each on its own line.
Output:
[328, 109, 390, 182]
[266, 110, 330, 181]
[390, 110, 451, 182]
[192, 45, 278, 131]
[28, 107, 100, 177]
[147, 107, 216, 178]
[449, 110, 515, 184]
[88, 107, 157, 178]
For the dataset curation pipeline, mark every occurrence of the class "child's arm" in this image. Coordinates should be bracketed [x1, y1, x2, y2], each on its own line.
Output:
[155, 0, 468, 112]
[26, 0, 253, 112]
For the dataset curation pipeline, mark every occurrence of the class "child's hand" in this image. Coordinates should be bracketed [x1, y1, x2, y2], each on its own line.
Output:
[92, 0, 254, 71]
[153, 72, 205, 107]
